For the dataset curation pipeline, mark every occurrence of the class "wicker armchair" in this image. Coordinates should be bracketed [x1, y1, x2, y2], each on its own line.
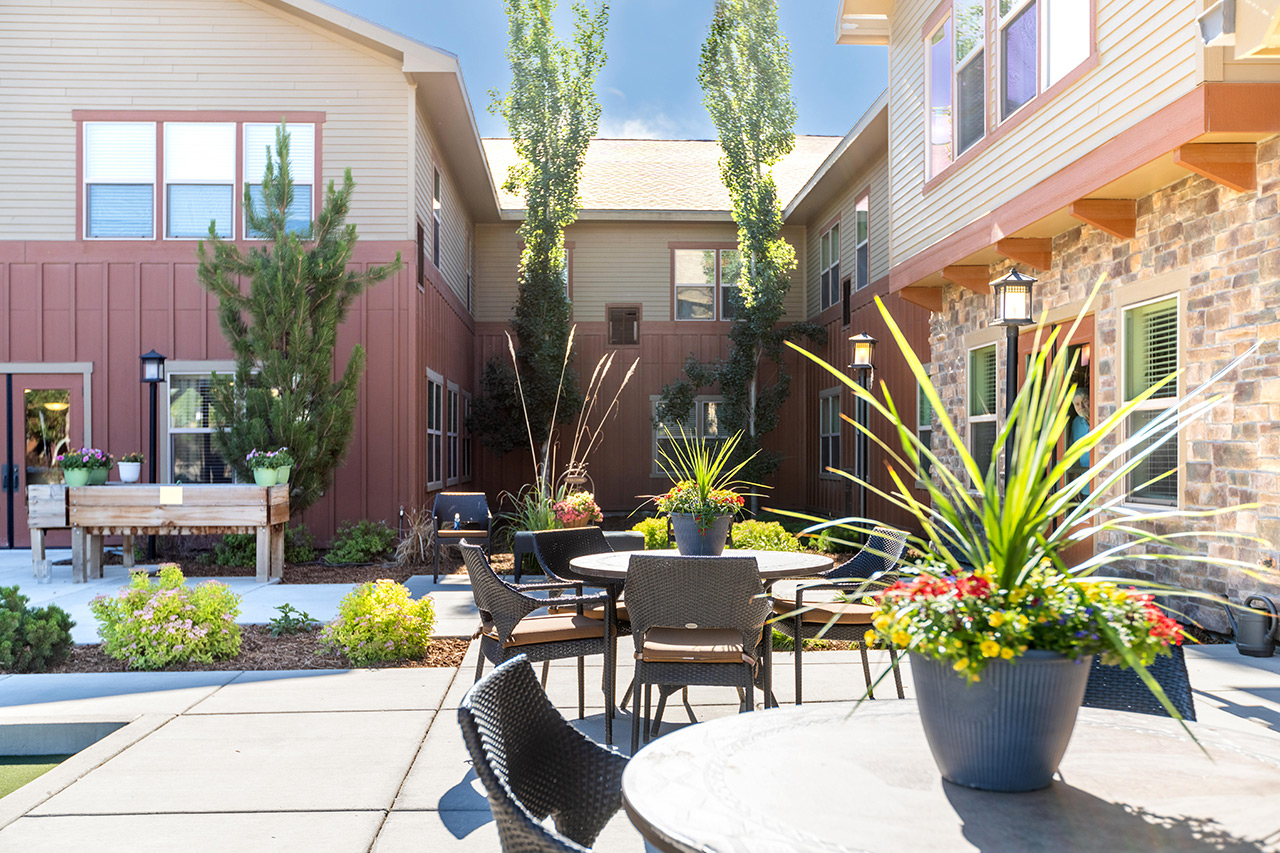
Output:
[773, 526, 908, 704]
[625, 554, 770, 754]
[1082, 643, 1196, 720]
[460, 542, 609, 720]
[433, 492, 492, 582]
[459, 655, 627, 852]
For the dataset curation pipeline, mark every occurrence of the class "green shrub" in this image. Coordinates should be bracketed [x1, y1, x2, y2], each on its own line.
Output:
[268, 604, 320, 637]
[319, 579, 435, 665]
[210, 525, 316, 567]
[89, 564, 241, 670]
[730, 520, 800, 552]
[631, 517, 669, 550]
[812, 527, 857, 553]
[770, 628, 833, 652]
[326, 519, 396, 564]
[0, 586, 75, 673]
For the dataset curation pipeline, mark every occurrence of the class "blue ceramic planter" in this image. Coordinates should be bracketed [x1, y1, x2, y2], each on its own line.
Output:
[670, 514, 732, 556]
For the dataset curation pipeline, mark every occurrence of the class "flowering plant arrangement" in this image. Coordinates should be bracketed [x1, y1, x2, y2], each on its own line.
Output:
[56, 447, 110, 470]
[319, 579, 435, 665]
[866, 562, 1183, 683]
[272, 447, 294, 467]
[652, 426, 759, 531]
[553, 491, 602, 526]
[246, 449, 278, 470]
[655, 482, 744, 530]
[121, 451, 145, 464]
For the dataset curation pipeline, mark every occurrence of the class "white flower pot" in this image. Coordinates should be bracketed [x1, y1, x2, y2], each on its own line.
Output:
[118, 461, 142, 483]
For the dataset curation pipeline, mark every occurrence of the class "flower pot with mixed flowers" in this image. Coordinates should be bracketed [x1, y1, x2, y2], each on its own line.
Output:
[118, 452, 144, 483]
[57, 448, 100, 487]
[553, 491, 602, 528]
[653, 427, 757, 556]
[246, 449, 278, 486]
[273, 447, 294, 485]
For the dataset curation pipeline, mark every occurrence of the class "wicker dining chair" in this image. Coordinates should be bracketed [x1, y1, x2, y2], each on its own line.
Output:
[625, 554, 770, 754]
[1082, 643, 1196, 720]
[459, 655, 627, 852]
[772, 526, 909, 704]
[460, 542, 608, 720]
[433, 492, 493, 582]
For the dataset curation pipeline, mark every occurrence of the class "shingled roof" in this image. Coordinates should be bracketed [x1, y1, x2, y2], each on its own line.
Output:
[481, 135, 841, 218]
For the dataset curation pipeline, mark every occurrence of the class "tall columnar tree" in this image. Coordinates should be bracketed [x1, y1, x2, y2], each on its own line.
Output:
[196, 124, 401, 513]
[471, 0, 609, 482]
[658, 0, 824, 486]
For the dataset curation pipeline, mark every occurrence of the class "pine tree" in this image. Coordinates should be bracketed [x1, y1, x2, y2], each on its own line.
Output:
[195, 124, 401, 513]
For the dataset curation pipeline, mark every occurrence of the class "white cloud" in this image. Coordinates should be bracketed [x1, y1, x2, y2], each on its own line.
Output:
[596, 112, 681, 139]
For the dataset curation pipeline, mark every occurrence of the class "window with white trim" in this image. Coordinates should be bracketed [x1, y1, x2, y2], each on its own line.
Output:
[926, 16, 954, 177]
[854, 194, 870, 291]
[652, 395, 725, 476]
[461, 390, 473, 483]
[432, 168, 442, 268]
[164, 123, 234, 239]
[167, 373, 234, 484]
[84, 122, 156, 239]
[918, 376, 935, 480]
[245, 122, 314, 237]
[968, 344, 998, 475]
[674, 249, 739, 321]
[819, 388, 842, 478]
[427, 371, 444, 491]
[955, 0, 986, 154]
[820, 223, 841, 311]
[999, 0, 1091, 120]
[1122, 296, 1179, 506]
[446, 382, 460, 486]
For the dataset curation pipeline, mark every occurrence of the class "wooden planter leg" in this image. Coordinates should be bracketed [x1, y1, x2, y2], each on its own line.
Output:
[71, 528, 86, 584]
[123, 534, 135, 569]
[256, 526, 271, 583]
[31, 529, 45, 578]
[89, 533, 104, 580]
[271, 524, 285, 580]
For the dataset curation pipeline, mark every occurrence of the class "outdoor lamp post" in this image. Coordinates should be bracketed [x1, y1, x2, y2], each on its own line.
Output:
[140, 349, 166, 559]
[848, 332, 877, 523]
[989, 269, 1036, 488]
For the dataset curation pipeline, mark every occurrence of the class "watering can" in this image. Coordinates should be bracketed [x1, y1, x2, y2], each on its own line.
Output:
[1228, 595, 1279, 658]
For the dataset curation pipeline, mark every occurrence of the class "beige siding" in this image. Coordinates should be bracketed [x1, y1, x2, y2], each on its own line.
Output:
[887, 0, 1201, 268]
[804, 154, 891, 319]
[0, 0, 411, 240]
[414, 102, 474, 307]
[474, 220, 805, 326]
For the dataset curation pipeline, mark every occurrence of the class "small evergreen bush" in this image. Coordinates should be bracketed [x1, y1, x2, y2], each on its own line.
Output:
[0, 586, 75, 673]
[326, 519, 396, 564]
[730, 520, 800, 552]
[631, 516, 669, 550]
[89, 564, 242, 670]
[319, 579, 435, 665]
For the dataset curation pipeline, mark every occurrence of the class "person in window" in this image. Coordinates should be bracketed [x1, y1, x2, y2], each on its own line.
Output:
[1066, 390, 1090, 496]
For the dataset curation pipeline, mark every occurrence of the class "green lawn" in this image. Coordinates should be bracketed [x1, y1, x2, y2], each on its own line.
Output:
[0, 755, 71, 799]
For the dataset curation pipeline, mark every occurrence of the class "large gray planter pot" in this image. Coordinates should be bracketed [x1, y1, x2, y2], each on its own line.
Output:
[911, 650, 1091, 792]
[670, 514, 732, 556]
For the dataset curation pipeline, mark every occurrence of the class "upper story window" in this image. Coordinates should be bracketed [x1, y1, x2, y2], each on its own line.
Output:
[854, 194, 870, 291]
[820, 224, 841, 311]
[1122, 296, 1179, 506]
[245, 122, 315, 237]
[84, 122, 156, 239]
[165, 123, 234, 239]
[432, 168, 442, 267]
[674, 248, 740, 321]
[926, 16, 954, 178]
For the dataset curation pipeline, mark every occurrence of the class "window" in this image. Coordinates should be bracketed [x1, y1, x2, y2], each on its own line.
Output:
[926, 16, 953, 177]
[164, 123, 234, 239]
[84, 122, 156, 238]
[461, 390, 473, 483]
[1122, 296, 1179, 506]
[819, 388, 842, 478]
[918, 377, 935, 480]
[245, 123, 314, 237]
[999, 0, 1037, 119]
[968, 344, 998, 476]
[432, 168, 441, 268]
[652, 395, 725, 476]
[427, 371, 443, 491]
[608, 306, 640, 346]
[446, 383, 459, 486]
[854, 194, 870, 291]
[168, 373, 234, 484]
[674, 249, 739, 321]
[416, 221, 426, 287]
[820, 224, 841, 311]
[955, 0, 986, 154]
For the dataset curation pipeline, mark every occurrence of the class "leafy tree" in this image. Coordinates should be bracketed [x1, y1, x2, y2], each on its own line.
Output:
[196, 124, 400, 513]
[471, 0, 609, 473]
[658, 0, 824, 489]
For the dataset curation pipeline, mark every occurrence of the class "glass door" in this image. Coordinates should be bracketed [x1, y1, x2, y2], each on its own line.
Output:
[3, 374, 85, 548]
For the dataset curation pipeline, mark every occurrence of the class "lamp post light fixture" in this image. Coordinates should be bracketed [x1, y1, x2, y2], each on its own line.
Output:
[847, 332, 878, 524]
[140, 349, 166, 560]
[989, 269, 1037, 489]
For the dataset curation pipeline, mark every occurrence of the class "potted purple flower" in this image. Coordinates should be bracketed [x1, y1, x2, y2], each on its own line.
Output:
[246, 449, 279, 486]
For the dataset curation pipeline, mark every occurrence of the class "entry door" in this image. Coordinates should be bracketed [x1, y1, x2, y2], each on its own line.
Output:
[1018, 316, 1095, 568]
[2, 374, 85, 548]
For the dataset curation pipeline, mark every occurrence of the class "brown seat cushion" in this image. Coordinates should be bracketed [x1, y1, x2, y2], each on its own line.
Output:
[436, 529, 487, 538]
[639, 626, 753, 665]
[772, 595, 875, 625]
[480, 613, 605, 647]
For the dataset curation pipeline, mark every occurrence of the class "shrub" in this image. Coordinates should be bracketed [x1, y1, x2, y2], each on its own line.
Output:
[326, 519, 396, 564]
[0, 586, 75, 673]
[812, 527, 857, 554]
[89, 564, 241, 670]
[319, 579, 435, 665]
[268, 604, 320, 637]
[632, 517, 669, 550]
[730, 520, 800, 552]
[395, 506, 434, 567]
[209, 525, 315, 567]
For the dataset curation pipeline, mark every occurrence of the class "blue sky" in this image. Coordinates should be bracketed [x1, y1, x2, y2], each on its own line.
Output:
[327, 0, 887, 139]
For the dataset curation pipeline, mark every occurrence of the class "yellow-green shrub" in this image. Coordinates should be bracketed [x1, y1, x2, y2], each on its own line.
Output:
[730, 520, 800, 552]
[631, 517, 669, 550]
[319, 579, 435, 665]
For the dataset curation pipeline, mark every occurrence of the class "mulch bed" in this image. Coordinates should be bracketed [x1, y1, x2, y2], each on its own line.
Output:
[43, 628, 470, 674]
[125, 548, 518, 584]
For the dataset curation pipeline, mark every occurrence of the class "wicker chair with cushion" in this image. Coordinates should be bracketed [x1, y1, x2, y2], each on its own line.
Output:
[460, 542, 609, 720]
[1082, 643, 1196, 720]
[459, 655, 627, 852]
[533, 527, 627, 619]
[433, 492, 493, 582]
[625, 554, 771, 754]
[772, 526, 909, 704]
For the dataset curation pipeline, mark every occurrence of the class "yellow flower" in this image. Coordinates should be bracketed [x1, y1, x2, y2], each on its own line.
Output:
[891, 630, 912, 647]
[1000, 647, 1015, 660]
[988, 611, 1006, 628]
[864, 629, 878, 647]
[951, 638, 964, 650]
[980, 639, 1001, 658]
[874, 615, 891, 631]
[953, 657, 970, 672]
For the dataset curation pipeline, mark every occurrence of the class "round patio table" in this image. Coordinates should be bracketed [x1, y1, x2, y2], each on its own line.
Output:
[622, 701, 1280, 853]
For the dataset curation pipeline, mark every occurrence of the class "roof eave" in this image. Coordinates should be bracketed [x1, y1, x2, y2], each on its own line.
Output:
[782, 91, 889, 223]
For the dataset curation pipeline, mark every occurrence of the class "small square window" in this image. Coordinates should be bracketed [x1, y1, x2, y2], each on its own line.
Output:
[608, 306, 639, 346]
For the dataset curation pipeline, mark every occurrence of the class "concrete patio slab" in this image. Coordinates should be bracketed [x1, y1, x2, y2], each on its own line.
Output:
[0, 671, 241, 718]
[375, 808, 647, 852]
[185, 667, 458, 715]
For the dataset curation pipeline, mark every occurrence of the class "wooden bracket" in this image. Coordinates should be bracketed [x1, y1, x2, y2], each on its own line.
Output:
[1175, 143, 1257, 192]
[1069, 199, 1137, 239]
[995, 238, 1052, 271]
[899, 285, 943, 313]
[941, 265, 992, 295]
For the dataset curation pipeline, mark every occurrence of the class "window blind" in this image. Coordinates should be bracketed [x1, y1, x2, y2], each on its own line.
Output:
[165, 123, 234, 182]
[244, 123, 314, 181]
[1125, 298, 1177, 399]
[167, 185, 232, 238]
[84, 122, 155, 182]
[969, 345, 998, 416]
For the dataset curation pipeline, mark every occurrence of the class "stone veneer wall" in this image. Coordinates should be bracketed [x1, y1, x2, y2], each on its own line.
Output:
[927, 136, 1280, 631]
